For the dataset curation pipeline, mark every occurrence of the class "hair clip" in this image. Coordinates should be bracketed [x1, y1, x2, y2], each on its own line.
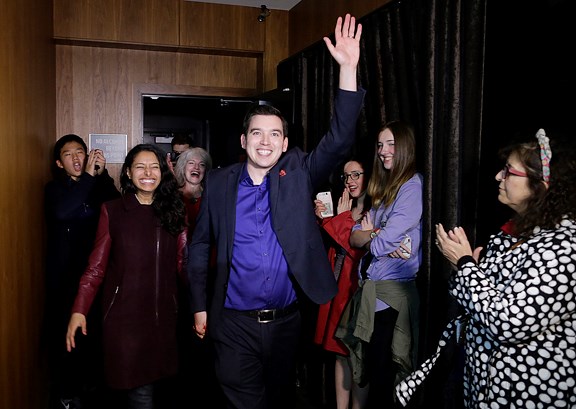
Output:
[535, 128, 551, 182]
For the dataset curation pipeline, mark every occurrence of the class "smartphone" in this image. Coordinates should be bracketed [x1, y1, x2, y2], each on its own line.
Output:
[316, 191, 334, 217]
[400, 235, 412, 258]
[170, 151, 181, 162]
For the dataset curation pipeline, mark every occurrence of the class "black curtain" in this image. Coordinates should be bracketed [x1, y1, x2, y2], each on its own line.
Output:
[279, 0, 574, 407]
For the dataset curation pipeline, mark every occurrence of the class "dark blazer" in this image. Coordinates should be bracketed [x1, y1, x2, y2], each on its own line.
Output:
[188, 88, 365, 334]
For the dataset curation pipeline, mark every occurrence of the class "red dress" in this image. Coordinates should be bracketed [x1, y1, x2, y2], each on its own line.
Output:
[184, 194, 216, 270]
[184, 195, 202, 241]
[314, 210, 366, 355]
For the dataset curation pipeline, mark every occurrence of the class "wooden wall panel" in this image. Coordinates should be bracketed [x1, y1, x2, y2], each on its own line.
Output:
[0, 0, 56, 408]
[54, 0, 180, 45]
[54, 0, 288, 96]
[54, 0, 121, 41]
[55, 0, 106, 40]
[264, 9, 289, 91]
[180, 3, 266, 51]
[289, 0, 392, 54]
[117, 0, 180, 44]
[56, 45, 260, 182]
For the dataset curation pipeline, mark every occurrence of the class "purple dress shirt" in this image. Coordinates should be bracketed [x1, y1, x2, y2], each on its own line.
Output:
[225, 166, 297, 310]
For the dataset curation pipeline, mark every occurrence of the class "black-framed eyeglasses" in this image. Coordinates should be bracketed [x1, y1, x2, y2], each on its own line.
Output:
[500, 164, 528, 179]
[340, 171, 363, 182]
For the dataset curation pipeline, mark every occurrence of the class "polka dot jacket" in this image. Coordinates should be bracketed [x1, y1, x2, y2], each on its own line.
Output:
[396, 217, 576, 408]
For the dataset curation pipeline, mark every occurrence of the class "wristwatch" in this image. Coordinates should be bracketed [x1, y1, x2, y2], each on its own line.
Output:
[370, 228, 380, 239]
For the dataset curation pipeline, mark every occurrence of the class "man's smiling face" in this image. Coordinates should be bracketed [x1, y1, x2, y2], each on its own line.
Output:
[241, 114, 288, 175]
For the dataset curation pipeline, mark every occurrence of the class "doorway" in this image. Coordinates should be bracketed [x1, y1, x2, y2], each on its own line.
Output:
[142, 89, 293, 168]
[144, 95, 253, 168]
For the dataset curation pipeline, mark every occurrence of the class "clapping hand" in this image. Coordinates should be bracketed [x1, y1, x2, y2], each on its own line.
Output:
[337, 189, 353, 215]
[435, 223, 482, 267]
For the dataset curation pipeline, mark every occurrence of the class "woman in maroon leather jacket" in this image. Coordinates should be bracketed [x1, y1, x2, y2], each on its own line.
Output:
[65, 144, 187, 408]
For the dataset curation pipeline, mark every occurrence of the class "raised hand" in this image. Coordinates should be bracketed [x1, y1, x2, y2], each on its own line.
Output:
[323, 13, 362, 91]
[86, 149, 105, 176]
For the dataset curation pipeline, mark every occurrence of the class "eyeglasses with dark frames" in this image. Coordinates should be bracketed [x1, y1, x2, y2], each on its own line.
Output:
[340, 171, 364, 182]
[500, 164, 528, 179]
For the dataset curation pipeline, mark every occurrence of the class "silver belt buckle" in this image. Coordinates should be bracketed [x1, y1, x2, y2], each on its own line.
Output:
[257, 309, 275, 323]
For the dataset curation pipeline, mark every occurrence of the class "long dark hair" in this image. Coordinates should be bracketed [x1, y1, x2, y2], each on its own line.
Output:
[501, 129, 576, 236]
[120, 144, 186, 235]
[342, 157, 372, 215]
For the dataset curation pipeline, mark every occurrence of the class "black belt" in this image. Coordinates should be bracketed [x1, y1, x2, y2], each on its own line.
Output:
[231, 302, 299, 323]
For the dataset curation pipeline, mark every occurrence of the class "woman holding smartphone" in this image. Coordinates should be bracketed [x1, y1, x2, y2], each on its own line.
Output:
[347, 120, 423, 408]
[314, 158, 371, 409]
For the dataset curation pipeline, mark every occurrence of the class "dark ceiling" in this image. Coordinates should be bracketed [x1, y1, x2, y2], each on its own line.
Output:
[143, 88, 293, 120]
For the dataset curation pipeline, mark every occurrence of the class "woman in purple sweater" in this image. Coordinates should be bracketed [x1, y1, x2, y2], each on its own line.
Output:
[348, 120, 423, 408]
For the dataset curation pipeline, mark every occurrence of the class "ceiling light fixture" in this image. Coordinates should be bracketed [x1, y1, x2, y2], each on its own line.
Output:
[257, 5, 270, 22]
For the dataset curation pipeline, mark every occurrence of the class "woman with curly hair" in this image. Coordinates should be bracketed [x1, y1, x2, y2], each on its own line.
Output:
[66, 144, 187, 408]
[397, 128, 576, 408]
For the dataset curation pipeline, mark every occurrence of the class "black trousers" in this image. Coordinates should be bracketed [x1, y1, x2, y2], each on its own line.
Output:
[365, 307, 400, 409]
[213, 308, 301, 409]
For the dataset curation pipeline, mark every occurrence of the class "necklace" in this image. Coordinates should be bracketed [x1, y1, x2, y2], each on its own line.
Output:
[135, 193, 153, 205]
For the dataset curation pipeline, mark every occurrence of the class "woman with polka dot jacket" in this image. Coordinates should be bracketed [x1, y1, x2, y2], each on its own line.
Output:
[396, 128, 576, 408]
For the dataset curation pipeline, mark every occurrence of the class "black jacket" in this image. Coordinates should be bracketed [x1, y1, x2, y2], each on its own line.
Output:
[188, 88, 365, 336]
[44, 170, 120, 299]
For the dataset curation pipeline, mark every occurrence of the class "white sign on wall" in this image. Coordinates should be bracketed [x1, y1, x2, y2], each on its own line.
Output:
[89, 134, 128, 164]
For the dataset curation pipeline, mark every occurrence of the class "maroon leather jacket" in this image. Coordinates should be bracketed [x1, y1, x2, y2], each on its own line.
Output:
[72, 194, 187, 389]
